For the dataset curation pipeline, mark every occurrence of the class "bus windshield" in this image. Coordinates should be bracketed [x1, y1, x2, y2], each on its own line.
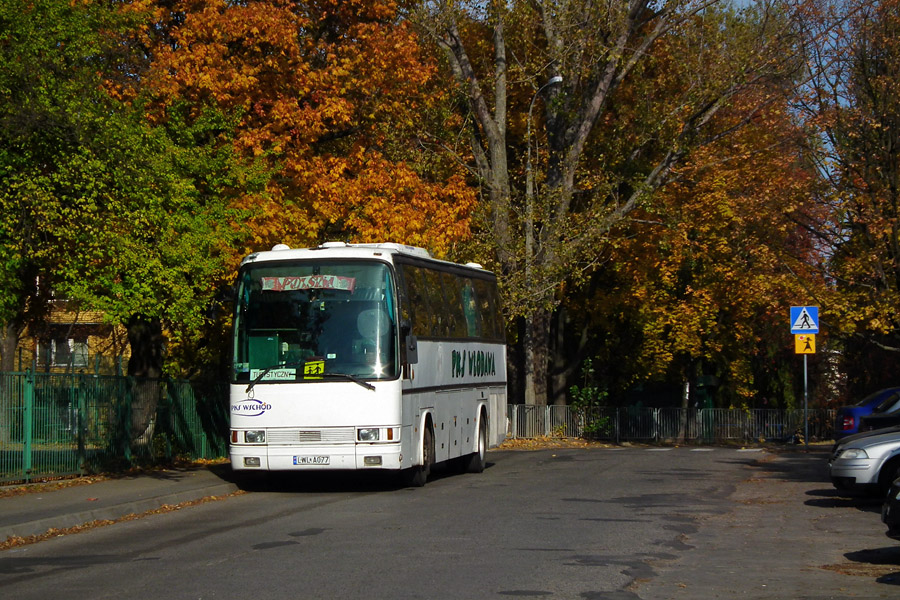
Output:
[232, 260, 398, 384]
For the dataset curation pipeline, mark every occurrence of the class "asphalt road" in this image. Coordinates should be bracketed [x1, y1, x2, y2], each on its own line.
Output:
[0, 446, 898, 599]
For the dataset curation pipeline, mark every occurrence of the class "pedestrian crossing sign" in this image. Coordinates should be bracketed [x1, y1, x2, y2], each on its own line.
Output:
[790, 306, 819, 334]
[795, 334, 816, 354]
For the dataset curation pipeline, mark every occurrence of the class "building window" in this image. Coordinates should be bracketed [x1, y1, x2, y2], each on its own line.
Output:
[39, 337, 89, 368]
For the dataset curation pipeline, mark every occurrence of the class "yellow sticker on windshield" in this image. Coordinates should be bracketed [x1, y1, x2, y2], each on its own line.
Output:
[303, 360, 325, 379]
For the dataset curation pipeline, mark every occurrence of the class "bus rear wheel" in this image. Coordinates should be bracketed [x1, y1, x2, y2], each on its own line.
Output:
[402, 425, 433, 487]
[463, 415, 487, 473]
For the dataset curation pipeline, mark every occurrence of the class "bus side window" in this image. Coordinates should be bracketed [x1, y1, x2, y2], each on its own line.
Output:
[473, 278, 502, 340]
[396, 265, 414, 327]
[421, 268, 445, 337]
[461, 278, 480, 338]
[405, 267, 432, 338]
[394, 265, 418, 367]
[441, 272, 468, 339]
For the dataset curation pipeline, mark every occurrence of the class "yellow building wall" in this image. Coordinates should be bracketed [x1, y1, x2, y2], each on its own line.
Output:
[16, 302, 131, 374]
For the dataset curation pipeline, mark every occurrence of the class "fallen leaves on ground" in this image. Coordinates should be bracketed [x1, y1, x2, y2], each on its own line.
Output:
[0, 476, 110, 499]
[820, 562, 900, 579]
[0, 491, 246, 551]
[497, 437, 615, 451]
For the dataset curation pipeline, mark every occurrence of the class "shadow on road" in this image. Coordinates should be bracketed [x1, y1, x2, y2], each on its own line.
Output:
[717, 445, 832, 484]
[843, 547, 900, 585]
[222, 460, 497, 494]
[804, 487, 884, 513]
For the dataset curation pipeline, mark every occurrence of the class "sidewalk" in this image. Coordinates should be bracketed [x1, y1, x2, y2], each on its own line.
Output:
[0, 464, 240, 544]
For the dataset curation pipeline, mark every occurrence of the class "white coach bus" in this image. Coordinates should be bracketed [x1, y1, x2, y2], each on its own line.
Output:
[229, 242, 507, 486]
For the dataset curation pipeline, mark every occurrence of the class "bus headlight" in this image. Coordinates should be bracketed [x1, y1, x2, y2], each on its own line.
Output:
[245, 430, 266, 444]
[358, 428, 379, 441]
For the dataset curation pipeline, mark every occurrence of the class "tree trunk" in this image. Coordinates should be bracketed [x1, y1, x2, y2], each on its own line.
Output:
[126, 315, 164, 378]
[0, 320, 25, 444]
[0, 320, 23, 373]
[126, 315, 164, 445]
[678, 375, 691, 443]
[523, 307, 551, 405]
[551, 308, 567, 406]
[550, 307, 590, 406]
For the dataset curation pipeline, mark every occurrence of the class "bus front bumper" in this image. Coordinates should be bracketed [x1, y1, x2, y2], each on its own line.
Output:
[230, 444, 402, 471]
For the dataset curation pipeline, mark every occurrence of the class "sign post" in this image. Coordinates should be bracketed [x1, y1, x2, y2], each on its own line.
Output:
[791, 307, 819, 448]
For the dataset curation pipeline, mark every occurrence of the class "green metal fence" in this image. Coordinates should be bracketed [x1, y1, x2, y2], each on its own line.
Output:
[3, 371, 842, 484]
[507, 404, 836, 443]
[0, 371, 229, 484]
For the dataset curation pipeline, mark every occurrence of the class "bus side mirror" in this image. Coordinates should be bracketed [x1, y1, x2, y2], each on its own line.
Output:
[406, 334, 418, 365]
[401, 320, 418, 365]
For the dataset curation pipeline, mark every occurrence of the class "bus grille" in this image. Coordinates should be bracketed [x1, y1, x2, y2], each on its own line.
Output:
[266, 427, 356, 444]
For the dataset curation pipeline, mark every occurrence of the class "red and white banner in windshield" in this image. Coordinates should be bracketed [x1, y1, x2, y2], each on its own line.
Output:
[261, 275, 356, 293]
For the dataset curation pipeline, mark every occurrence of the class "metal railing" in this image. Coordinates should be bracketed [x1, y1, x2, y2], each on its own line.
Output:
[507, 405, 835, 444]
[2, 374, 839, 485]
[0, 371, 228, 484]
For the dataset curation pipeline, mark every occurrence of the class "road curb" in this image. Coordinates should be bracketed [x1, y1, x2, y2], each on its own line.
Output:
[1, 481, 240, 542]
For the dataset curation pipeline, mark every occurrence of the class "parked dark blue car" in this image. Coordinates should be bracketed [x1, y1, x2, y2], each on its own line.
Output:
[859, 392, 900, 433]
[834, 387, 900, 440]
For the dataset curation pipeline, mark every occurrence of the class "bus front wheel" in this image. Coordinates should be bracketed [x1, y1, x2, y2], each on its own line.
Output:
[402, 425, 433, 487]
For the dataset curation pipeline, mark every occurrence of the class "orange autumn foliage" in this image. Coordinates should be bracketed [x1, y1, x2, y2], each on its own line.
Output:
[142, 0, 475, 264]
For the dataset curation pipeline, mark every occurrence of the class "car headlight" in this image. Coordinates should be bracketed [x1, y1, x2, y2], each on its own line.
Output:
[358, 428, 380, 441]
[244, 430, 266, 444]
[838, 447, 869, 460]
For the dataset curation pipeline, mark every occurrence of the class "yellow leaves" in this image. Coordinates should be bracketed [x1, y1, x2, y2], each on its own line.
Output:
[595, 88, 822, 386]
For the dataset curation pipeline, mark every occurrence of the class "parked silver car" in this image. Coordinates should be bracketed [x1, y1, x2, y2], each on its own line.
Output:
[829, 428, 900, 494]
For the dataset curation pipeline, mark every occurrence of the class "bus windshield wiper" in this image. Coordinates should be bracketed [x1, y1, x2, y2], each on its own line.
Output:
[245, 361, 304, 394]
[320, 372, 376, 392]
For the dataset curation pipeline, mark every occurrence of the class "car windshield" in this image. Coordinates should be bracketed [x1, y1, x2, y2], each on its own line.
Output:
[232, 260, 398, 384]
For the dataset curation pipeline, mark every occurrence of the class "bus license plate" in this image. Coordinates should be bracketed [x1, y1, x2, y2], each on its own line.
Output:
[294, 456, 329, 465]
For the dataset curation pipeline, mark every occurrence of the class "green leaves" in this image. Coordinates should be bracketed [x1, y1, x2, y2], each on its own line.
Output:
[0, 0, 239, 375]
[1, 0, 476, 376]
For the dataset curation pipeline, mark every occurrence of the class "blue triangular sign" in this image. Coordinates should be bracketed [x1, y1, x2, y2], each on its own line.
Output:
[790, 306, 819, 334]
